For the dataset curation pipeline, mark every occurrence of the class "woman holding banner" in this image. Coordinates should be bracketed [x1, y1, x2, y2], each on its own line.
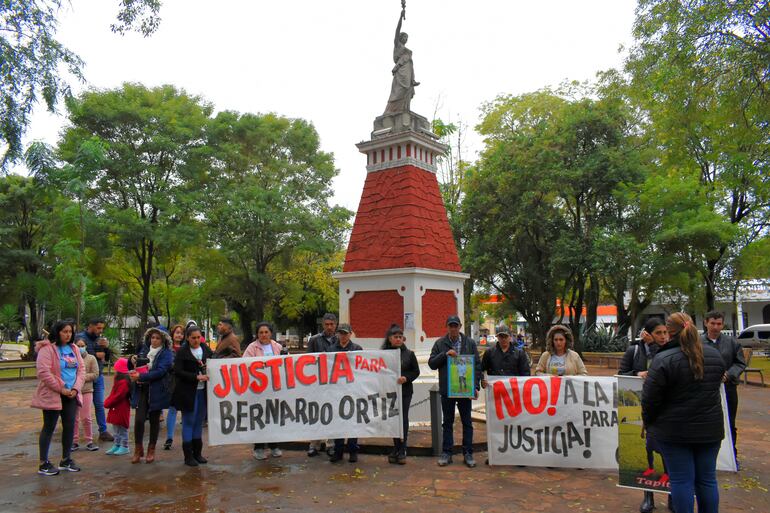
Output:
[381, 324, 420, 464]
[128, 327, 173, 464]
[244, 322, 286, 461]
[534, 325, 587, 376]
[642, 312, 725, 513]
[172, 326, 212, 467]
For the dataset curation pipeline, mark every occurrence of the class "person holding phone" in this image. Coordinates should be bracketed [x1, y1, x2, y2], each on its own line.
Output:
[620, 318, 669, 378]
[129, 327, 173, 463]
[172, 326, 212, 466]
[32, 319, 85, 475]
[75, 318, 113, 442]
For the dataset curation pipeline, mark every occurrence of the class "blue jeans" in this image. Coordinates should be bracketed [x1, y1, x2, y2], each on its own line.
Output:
[166, 407, 178, 440]
[658, 440, 720, 513]
[112, 425, 129, 448]
[92, 374, 107, 433]
[182, 389, 207, 442]
[441, 396, 473, 455]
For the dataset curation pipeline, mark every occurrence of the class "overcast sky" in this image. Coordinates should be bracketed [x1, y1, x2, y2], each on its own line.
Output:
[21, 0, 638, 212]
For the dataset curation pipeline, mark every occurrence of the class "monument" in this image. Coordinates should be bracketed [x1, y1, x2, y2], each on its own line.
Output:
[334, 1, 469, 358]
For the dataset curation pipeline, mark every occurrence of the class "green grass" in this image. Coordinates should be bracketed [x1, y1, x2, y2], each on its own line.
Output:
[0, 364, 36, 379]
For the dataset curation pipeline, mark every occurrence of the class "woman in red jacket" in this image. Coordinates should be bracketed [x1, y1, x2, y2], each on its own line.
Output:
[31, 320, 85, 476]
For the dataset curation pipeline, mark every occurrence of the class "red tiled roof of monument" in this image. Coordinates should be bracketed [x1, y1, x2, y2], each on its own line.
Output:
[343, 165, 462, 272]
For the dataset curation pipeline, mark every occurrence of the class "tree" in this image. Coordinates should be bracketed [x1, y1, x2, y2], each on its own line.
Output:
[1, 1, 162, 169]
[627, 0, 770, 311]
[205, 111, 352, 343]
[463, 90, 567, 346]
[466, 87, 650, 346]
[0, 173, 60, 342]
[58, 83, 212, 333]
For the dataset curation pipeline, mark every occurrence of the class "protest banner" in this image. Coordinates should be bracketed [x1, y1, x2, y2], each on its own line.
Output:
[616, 375, 737, 493]
[206, 350, 403, 445]
[486, 375, 618, 468]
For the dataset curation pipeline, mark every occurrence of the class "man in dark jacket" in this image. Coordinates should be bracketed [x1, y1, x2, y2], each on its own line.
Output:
[428, 315, 482, 468]
[75, 318, 113, 442]
[306, 312, 339, 457]
[307, 313, 338, 353]
[701, 311, 746, 460]
[481, 325, 530, 388]
[329, 324, 363, 463]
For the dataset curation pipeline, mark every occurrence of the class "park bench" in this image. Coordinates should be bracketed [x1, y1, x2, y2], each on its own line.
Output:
[0, 361, 37, 379]
[742, 347, 765, 386]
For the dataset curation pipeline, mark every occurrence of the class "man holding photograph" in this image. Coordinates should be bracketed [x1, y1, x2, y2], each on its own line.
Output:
[428, 315, 481, 468]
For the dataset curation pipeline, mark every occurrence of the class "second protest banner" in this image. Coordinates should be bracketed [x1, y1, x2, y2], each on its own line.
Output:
[206, 350, 403, 445]
[487, 375, 618, 468]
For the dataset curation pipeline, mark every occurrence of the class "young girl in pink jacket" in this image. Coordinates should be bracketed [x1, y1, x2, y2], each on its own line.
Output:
[31, 320, 85, 476]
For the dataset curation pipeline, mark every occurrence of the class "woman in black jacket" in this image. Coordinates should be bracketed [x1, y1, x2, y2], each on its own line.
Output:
[381, 324, 420, 464]
[642, 312, 725, 513]
[171, 326, 212, 467]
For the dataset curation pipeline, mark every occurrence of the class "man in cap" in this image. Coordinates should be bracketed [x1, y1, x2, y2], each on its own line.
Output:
[428, 315, 482, 468]
[329, 324, 363, 463]
[481, 324, 531, 388]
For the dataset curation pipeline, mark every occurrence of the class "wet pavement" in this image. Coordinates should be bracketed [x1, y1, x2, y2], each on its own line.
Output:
[1, 367, 768, 513]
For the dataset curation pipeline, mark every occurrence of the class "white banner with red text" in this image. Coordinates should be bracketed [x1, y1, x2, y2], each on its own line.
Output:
[206, 350, 403, 445]
[486, 375, 618, 468]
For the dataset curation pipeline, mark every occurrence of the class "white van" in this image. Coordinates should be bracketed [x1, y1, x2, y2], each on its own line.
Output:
[737, 324, 770, 349]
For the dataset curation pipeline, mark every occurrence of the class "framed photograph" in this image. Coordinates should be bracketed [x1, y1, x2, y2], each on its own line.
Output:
[447, 354, 475, 398]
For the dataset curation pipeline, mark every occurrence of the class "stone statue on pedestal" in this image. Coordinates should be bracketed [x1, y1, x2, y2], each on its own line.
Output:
[384, 1, 419, 115]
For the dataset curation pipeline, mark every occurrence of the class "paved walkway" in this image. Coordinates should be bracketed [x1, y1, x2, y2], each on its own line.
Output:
[1, 368, 768, 513]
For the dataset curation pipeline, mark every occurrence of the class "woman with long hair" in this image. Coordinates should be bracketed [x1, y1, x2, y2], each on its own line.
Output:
[163, 324, 185, 450]
[642, 312, 725, 513]
[381, 324, 420, 464]
[31, 319, 85, 475]
[129, 327, 174, 463]
[534, 325, 588, 376]
[172, 326, 212, 466]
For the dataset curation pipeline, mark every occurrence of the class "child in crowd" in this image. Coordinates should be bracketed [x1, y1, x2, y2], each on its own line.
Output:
[103, 358, 131, 455]
[72, 339, 100, 451]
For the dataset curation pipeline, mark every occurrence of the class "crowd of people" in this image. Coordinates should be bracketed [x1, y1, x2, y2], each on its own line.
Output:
[30, 310, 746, 513]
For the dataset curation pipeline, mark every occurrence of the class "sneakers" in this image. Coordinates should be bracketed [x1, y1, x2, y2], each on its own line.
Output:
[163, 438, 173, 451]
[58, 459, 81, 472]
[114, 446, 130, 456]
[270, 447, 282, 458]
[71, 443, 80, 452]
[38, 461, 59, 476]
[85, 442, 99, 451]
[105, 445, 118, 455]
[99, 431, 114, 442]
[437, 453, 452, 466]
[326, 445, 335, 457]
[659, 473, 669, 484]
[252, 447, 267, 461]
[387, 449, 398, 464]
[463, 453, 477, 468]
[307, 446, 319, 457]
[642, 467, 655, 477]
